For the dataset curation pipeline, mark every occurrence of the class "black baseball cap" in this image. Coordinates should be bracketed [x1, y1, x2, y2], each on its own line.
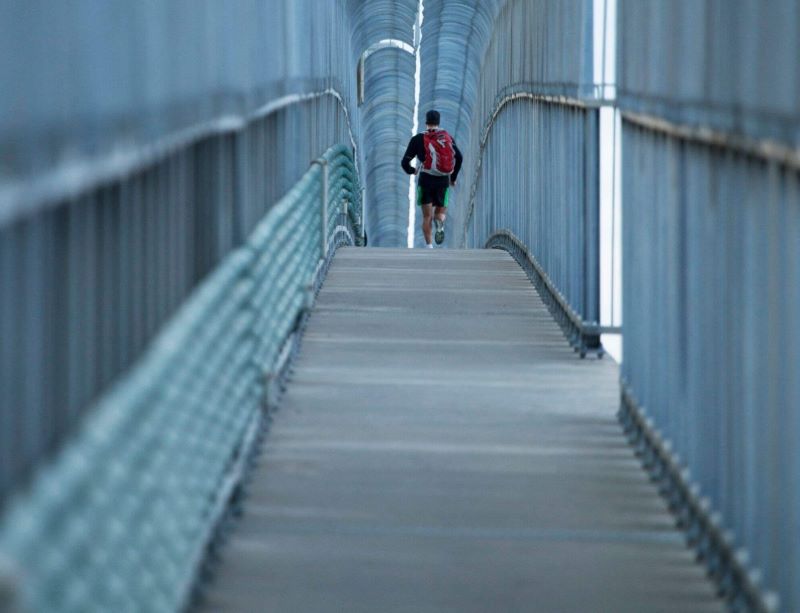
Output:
[425, 110, 440, 125]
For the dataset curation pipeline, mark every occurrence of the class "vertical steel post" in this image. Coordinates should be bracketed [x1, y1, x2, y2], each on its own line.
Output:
[357, 56, 365, 105]
[0, 555, 19, 613]
[311, 159, 329, 260]
[360, 186, 366, 243]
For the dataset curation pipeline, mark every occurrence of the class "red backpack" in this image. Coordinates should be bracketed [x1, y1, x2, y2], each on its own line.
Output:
[422, 129, 455, 176]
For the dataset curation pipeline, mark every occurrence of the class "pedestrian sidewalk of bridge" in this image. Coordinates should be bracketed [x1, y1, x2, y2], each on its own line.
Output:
[198, 247, 722, 613]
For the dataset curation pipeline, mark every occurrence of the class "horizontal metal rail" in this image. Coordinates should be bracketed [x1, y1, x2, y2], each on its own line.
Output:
[463, 88, 608, 243]
[486, 230, 616, 358]
[0, 89, 361, 229]
[623, 110, 800, 170]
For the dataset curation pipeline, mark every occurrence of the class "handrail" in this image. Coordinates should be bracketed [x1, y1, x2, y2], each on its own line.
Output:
[463, 88, 611, 245]
[463, 90, 612, 358]
[0, 144, 362, 613]
[486, 230, 618, 358]
[0, 89, 361, 230]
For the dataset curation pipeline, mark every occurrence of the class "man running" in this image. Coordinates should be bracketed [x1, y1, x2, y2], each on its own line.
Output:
[401, 110, 463, 247]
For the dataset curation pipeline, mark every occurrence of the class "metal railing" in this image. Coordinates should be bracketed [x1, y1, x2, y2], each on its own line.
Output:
[0, 0, 371, 503]
[616, 2, 800, 609]
[423, 0, 608, 354]
[0, 92, 357, 505]
[616, 117, 797, 613]
[0, 144, 363, 613]
[465, 95, 606, 356]
[486, 230, 618, 358]
[616, 0, 800, 153]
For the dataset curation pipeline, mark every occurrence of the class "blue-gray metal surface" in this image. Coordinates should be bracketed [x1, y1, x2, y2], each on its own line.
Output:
[418, 0, 594, 159]
[416, 0, 500, 158]
[465, 99, 600, 334]
[359, 46, 417, 246]
[0, 1, 371, 503]
[618, 3, 800, 610]
[619, 122, 797, 613]
[424, 0, 601, 335]
[0, 1, 363, 220]
[0, 145, 362, 613]
[349, 0, 419, 247]
[0, 97, 358, 504]
[617, 0, 800, 151]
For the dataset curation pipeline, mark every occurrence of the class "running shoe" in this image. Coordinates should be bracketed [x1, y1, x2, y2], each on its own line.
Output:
[434, 219, 445, 245]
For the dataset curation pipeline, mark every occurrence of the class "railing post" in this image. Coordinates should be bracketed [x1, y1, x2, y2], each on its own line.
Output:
[357, 56, 365, 105]
[311, 159, 329, 260]
[360, 186, 366, 243]
[0, 556, 20, 613]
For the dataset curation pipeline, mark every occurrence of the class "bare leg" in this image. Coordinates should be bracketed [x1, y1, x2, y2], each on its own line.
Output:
[421, 203, 433, 244]
[434, 205, 447, 225]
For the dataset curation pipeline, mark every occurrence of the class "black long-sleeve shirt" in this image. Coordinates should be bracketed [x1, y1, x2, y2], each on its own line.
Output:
[401, 131, 463, 188]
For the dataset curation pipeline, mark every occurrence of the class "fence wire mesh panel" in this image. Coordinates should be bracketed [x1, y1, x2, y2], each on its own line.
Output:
[0, 145, 362, 613]
[618, 1, 800, 610]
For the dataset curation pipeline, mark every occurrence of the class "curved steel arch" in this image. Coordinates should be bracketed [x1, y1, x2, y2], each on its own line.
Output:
[358, 39, 416, 105]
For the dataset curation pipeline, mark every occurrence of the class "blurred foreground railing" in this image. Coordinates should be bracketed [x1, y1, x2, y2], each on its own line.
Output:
[617, 118, 797, 613]
[0, 145, 363, 613]
[0, 91, 357, 504]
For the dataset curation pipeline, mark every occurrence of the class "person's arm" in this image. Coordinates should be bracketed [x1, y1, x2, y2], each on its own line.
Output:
[401, 134, 421, 175]
[450, 142, 463, 184]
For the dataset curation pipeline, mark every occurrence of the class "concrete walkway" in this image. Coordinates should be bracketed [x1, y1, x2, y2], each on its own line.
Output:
[199, 248, 722, 613]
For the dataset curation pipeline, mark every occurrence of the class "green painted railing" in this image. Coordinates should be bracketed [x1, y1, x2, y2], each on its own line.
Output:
[0, 144, 363, 613]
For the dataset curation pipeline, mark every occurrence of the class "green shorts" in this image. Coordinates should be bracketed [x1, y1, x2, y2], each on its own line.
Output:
[416, 185, 451, 208]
